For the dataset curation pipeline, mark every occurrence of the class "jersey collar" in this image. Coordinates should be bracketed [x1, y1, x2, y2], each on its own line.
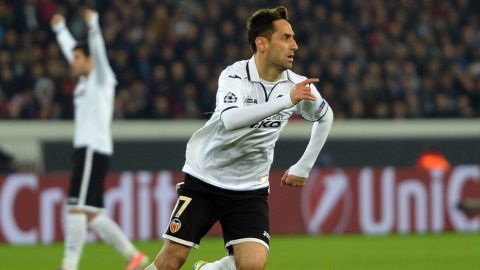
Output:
[246, 55, 290, 83]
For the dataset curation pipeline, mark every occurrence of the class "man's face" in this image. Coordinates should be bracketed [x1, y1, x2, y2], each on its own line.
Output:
[71, 49, 92, 77]
[264, 19, 298, 71]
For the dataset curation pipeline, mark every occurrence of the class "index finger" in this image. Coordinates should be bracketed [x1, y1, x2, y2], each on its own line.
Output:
[298, 78, 319, 86]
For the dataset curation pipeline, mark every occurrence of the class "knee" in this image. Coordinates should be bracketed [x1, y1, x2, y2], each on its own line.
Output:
[235, 256, 267, 270]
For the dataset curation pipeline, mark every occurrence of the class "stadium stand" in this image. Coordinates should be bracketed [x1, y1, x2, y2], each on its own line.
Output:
[0, 0, 479, 119]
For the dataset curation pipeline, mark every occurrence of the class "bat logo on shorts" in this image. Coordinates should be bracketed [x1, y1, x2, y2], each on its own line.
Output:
[169, 218, 182, 233]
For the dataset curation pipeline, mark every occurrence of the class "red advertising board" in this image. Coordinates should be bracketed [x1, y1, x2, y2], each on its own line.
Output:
[1, 166, 479, 245]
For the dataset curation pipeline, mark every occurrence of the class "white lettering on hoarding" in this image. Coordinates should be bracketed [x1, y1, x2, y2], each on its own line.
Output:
[137, 171, 152, 240]
[154, 171, 177, 238]
[105, 173, 134, 239]
[359, 167, 395, 234]
[40, 187, 64, 244]
[1, 166, 480, 245]
[430, 170, 444, 233]
[0, 174, 38, 244]
[447, 165, 480, 231]
[306, 170, 349, 234]
[397, 180, 427, 234]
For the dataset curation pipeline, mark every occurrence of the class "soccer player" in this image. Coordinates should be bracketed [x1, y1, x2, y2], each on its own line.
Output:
[51, 9, 148, 270]
[145, 6, 333, 270]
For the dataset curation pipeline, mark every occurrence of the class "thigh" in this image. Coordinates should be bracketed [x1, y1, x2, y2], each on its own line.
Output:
[68, 147, 88, 205]
[67, 147, 108, 212]
[220, 189, 270, 253]
[163, 177, 219, 249]
[84, 151, 109, 208]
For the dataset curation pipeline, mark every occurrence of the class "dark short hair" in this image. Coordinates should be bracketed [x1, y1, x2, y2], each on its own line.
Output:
[73, 42, 90, 57]
[247, 6, 288, 53]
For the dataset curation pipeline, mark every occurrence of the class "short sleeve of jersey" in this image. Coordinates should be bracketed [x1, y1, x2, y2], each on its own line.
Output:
[216, 68, 244, 114]
[296, 83, 329, 122]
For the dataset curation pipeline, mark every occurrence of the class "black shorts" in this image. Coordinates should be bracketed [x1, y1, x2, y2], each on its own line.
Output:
[163, 174, 270, 252]
[67, 147, 110, 211]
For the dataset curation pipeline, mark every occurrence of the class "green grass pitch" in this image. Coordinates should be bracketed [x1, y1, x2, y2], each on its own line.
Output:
[0, 233, 478, 269]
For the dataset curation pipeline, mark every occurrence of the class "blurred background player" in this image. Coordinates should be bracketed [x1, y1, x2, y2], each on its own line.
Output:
[51, 9, 148, 270]
[145, 6, 333, 270]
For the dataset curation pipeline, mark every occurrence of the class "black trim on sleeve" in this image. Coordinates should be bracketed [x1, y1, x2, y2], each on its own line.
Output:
[221, 106, 239, 115]
[246, 62, 251, 81]
[303, 106, 330, 122]
[220, 106, 239, 124]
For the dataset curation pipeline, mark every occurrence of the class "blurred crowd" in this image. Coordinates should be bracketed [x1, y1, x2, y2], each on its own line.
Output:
[1, 0, 479, 120]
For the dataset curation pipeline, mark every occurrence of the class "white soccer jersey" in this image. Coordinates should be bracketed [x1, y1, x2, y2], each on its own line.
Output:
[54, 15, 116, 155]
[183, 56, 330, 191]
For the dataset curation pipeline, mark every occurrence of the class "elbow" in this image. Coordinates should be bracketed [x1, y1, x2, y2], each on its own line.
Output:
[317, 108, 334, 130]
[222, 117, 242, 131]
[222, 120, 236, 131]
[326, 107, 334, 123]
[221, 108, 241, 131]
[221, 114, 235, 131]
[318, 107, 334, 126]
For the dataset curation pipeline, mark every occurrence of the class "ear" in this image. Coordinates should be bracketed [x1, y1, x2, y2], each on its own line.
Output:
[255, 36, 268, 53]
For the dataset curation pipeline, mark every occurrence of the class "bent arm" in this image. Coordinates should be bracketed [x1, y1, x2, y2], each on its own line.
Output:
[289, 107, 333, 178]
[221, 94, 293, 130]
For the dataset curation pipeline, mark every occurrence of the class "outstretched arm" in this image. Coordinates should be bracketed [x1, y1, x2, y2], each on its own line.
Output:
[281, 107, 333, 187]
[84, 9, 114, 83]
[51, 14, 76, 63]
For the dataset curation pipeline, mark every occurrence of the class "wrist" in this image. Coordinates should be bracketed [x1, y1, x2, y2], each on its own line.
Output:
[281, 92, 294, 109]
[87, 13, 99, 29]
[289, 164, 310, 178]
[52, 20, 66, 33]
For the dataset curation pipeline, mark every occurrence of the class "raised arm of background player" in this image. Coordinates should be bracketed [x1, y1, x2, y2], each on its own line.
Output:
[219, 73, 333, 187]
[83, 9, 116, 84]
[51, 14, 76, 63]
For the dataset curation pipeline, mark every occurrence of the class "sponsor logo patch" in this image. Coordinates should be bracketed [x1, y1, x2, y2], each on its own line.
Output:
[250, 115, 286, 129]
[317, 100, 326, 113]
[169, 218, 182, 233]
[245, 97, 258, 104]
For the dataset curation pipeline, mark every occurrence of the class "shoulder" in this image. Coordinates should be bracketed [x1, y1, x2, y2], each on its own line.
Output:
[286, 69, 308, 84]
[219, 59, 249, 80]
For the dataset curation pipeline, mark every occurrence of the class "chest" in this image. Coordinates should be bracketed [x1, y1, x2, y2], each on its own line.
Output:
[243, 81, 295, 128]
[74, 79, 88, 103]
[243, 81, 292, 106]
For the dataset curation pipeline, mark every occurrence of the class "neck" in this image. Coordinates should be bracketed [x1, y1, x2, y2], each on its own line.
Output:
[254, 54, 282, 82]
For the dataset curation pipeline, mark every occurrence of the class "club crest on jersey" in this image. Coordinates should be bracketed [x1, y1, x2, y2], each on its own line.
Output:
[169, 218, 182, 233]
[224, 92, 238, 103]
